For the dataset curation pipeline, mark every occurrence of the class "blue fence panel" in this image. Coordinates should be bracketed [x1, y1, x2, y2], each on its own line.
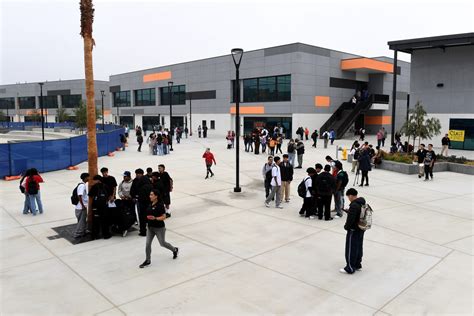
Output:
[70, 135, 87, 166]
[96, 133, 109, 156]
[42, 139, 71, 172]
[10, 141, 44, 175]
[0, 144, 10, 177]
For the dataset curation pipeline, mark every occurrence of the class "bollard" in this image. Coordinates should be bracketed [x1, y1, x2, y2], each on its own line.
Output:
[335, 145, 339, 159]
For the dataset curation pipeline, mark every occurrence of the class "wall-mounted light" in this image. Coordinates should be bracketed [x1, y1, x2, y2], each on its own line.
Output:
[436, 83, 444, 88]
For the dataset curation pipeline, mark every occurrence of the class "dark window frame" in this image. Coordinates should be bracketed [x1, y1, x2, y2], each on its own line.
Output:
[18, 96, 36, 109]
[134, 88, 156, 106]
[61, 94, 83, 108]
[113, 91, 131, 107]
[0, 97, 15, 110]
[160, 85, 186, 105]
[233, 74, 291, 103]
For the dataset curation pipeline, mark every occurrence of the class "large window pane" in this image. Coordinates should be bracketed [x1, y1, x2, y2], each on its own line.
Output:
[19, 97, 36, 109]
[0, 97, 15, 110]
[160, 85, 186, 105]
[62, 95, 82, 108]
[134, 88, 156, 106]
[241, 75, 291, 103]
[113, 91, 131, 107]
[43, 96, 58, 108]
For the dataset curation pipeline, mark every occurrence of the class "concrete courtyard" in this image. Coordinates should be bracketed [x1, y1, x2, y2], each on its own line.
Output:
[1, 132, 473, 315]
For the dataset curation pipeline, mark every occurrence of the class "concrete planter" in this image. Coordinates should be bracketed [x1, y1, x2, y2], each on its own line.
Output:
[379, 160, 474, 175]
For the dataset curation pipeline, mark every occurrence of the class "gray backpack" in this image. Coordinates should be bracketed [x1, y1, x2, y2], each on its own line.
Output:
[358, 204, 373, 231]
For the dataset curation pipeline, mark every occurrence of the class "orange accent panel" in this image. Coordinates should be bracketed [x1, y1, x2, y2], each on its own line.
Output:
[341, 58, 393, 73]
[25, 110, 48, 115]
[314, 96, 330, 107]
[103, 110, 112, 115]
[365, 116, 392, 125]
[230, 106, 265, 114]
[143, 71, 172, 82]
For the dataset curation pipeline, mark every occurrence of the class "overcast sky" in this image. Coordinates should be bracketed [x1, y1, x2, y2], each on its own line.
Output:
[1, 0, 473, 84]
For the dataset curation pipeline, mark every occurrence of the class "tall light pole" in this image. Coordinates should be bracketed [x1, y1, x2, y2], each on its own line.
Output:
[100, 90, 105, 131]
[168, 81, 174, 151]
[189, 93, 193, 136]
[39, 82, 45, 140]
[231, 48, 244, 193]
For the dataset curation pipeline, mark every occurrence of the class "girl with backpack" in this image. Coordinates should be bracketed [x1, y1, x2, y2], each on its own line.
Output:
[24, 168, 44, 216]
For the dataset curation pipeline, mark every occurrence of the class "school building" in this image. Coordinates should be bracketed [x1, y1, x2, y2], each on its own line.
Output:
[389, 32, 474, 150]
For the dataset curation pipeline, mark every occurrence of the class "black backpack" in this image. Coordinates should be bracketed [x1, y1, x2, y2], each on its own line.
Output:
[353, 149, 360, 160]
[27, 176, 39, 195]
[70, 183, 82, 205]
[265, 166, 273, 184]
[93, 184, 108, 207]
[317, 175, 333, 196]
[339, 171, 349, 189]
[297, 177, 310, 198]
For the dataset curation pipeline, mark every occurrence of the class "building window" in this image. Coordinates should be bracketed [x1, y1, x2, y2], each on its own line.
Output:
[0, 97, 15, 110]
[43, 95, 58, 108]
[113, 91, 131, 107]
[18, 97, 36, 109]
[134, 88, 156, 106]
[233, 75, 291, 103]
[160, 85, 186, 105]
[61, 95, 82, 108]
[210, 120, 215, 130]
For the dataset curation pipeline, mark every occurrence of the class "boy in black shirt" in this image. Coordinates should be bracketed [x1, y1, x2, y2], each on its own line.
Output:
[414, 144, 426, 178]
[100, 167, 118, 202]
[157, 164, 173, 215]
[424, 144, 436, 181]
[139, 189, 178, 268]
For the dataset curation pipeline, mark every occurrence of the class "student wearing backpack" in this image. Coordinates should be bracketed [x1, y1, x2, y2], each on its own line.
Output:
[89, 175, 112, 239]
[350, 143, 361, 173]
[262, 156, 274, 199]
[334, 161, 349, 218]
[340, 188, 366, 274]
[322, 130, 329, 148]
[295, 139, 305, 169]
[299, 168, 317, 219]
[265, 156, 283, 209]
[25, 168, 44, 216]
[279, 154, 293, 203]
[73, 173, 89, 239]
[315, 165, 336, 221]
[287, 139, 296, 167]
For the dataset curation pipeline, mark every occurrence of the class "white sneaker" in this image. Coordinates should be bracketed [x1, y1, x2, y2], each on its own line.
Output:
[122, 230, 128, 237]
[334, 215, 341, 219]
[339, 268, 349, 274]
[276, 205, 283, 209]
[265, 202, 270, 208]
[309, 215, 316, 219]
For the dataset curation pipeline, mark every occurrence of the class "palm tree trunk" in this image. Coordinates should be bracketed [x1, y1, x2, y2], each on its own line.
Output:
[80, 0, 98, 226]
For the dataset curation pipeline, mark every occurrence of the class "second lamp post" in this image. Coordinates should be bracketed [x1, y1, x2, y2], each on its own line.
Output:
[231, 48, 244, 193]
[168, 81, 174, 151]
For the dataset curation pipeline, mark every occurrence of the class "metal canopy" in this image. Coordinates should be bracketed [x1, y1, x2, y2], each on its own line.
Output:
[388, 32, 474, 54]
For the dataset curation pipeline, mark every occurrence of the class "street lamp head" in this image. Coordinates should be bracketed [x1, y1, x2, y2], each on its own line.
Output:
[38, 82, 44, 87]
[100, 90, 105, 97]
[168, 81, 174, 88]
[231, 48, 244, 67]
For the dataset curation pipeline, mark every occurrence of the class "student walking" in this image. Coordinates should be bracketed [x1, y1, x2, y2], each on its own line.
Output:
[280, 154, 293, 203]
[262, 156, 274, 198]
[276, 135, 283, 154]
[304, 127, 309, 141]
[358, 149, 371, 186]
[139, 190, 179, 268]
[137, 134, 144, 152]
[311, 130, 318, 148]
[340, 188, 366, 274]
[265, 156, 282, 209]
[295, 139, 305, 168]
[202, 148, 217, 179]
[441, 133, 451, 156]
[25, 168, 44, 215]
[329, 129, 336, 145]
[414, 144, 427, 178]
[73, 173, 89, 239]
[424, 144, 436, 180]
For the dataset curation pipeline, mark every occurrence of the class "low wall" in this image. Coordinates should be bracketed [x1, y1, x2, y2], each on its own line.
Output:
[0, 126, 125, 178]
[378, 160, 473, 175]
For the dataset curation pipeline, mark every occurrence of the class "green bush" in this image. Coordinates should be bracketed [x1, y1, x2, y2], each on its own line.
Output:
[383, 153, 414, 164]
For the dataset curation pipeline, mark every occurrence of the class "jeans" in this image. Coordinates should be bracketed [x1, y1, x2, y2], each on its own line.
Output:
[74, 207, 87, 238]
[334, 189, 344, 217]
[424, 164, 433, 179]
[297, 154, 303, 167]
[22, 193, 31, 214]
[288, 153, 295, 167]
[265, 185, 281, 207]
[145, 226, 175, 261]
[157, 144, 163, 155]
[152, 145, 157, 155]
[28, 191, 44, 215]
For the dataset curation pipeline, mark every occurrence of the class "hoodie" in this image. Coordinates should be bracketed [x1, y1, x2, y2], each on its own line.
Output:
[344, 197, 366, 231]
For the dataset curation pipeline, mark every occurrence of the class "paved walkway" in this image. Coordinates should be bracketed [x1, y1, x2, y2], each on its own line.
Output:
[1, 133, 472, 315]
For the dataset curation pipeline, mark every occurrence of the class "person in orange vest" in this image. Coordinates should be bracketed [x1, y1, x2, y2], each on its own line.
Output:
[202, 148, 217, 179]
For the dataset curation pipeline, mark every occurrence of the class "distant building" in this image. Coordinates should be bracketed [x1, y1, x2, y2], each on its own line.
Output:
[389, 33, 474, 150]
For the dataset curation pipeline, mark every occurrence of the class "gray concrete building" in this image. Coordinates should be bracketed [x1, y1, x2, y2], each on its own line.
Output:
[389, 33, 474, 150]
[0, 79, 111, 123]
[108, 43, 410, 138]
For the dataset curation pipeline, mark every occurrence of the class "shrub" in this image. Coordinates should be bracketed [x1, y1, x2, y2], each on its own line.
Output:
[383, 153, 413, 164]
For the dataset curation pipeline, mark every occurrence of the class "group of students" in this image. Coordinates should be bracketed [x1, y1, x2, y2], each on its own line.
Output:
[72, 165, 178, 268]
[414, 143, 437, 180]
[243, 126, 286, 156]
[261, 154, 369, 274]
